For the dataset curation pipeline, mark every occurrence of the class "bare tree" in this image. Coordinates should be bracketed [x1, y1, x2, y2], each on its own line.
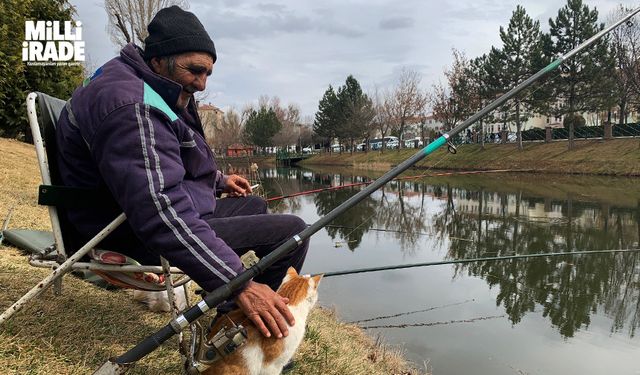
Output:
[299, 124, 315, 148]
[389, 68, 428, 148]
[104, 0, 189, 48]
[430, 49, 478, 133]
[202, 107, 243, 154]
[607, 6, 640, 125]
[371, 87, 394, 153]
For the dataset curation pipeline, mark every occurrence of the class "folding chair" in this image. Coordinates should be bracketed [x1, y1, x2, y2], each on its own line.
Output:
[0, 92, 191, 326]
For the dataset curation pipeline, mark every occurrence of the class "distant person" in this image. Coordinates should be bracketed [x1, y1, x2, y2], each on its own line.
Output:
[56, 6, 308, 339]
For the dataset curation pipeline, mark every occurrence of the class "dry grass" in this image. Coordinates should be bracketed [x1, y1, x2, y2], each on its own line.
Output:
[294, 307, 420, 375]
[0, 137, 420, 374]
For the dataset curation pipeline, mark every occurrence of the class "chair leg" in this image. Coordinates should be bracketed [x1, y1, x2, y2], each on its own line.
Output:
[53, 270, 63, 295]
[0, 213, 126, 325]
[182, 283, 191, 307]
[0, 267, 72, 325]
[161, 256, 188, 365]
[160, 256, 178, 318]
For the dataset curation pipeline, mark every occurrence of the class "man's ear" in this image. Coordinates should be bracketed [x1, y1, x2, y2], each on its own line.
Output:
[149, 57, 163, 74]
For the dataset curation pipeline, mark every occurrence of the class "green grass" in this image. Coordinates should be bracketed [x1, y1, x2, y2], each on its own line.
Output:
[302, 139, 640, 176]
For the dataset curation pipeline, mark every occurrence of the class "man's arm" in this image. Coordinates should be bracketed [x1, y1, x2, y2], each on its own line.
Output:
[91, 103, 293, 338]
[90, 103, 245, 292]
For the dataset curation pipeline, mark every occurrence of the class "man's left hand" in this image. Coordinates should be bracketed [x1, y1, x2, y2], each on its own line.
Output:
[224, 174, 253, 197]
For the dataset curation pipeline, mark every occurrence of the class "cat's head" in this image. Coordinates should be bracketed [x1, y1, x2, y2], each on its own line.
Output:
[277, 267, 323, 307]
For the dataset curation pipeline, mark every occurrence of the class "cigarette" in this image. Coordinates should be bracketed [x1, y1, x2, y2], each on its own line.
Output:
[250, 184, 260, 190]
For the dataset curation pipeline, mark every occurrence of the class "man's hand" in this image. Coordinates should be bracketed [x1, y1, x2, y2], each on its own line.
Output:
[224, 174, 253, 197]
[235, 280, 295, 338]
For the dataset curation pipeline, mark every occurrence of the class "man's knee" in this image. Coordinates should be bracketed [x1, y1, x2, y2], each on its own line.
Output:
[286, 215, 308, 236]
[247, 195, 267, 214]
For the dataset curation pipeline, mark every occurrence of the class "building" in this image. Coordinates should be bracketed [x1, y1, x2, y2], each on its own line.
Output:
[198, 103, 224, 142]
[226, 143, 254, 157]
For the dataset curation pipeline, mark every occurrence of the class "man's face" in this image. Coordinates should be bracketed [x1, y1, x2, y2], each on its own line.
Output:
[151, 52, 214, 109]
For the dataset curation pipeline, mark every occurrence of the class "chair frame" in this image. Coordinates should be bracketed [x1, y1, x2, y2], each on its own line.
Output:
[0, 92, 190, 327]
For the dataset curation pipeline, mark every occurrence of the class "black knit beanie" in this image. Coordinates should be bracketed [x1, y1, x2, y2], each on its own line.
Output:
[143, 6, 217, 62]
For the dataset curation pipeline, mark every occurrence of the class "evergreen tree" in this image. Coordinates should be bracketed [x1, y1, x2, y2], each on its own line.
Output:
[335, 75, 373, 154]
[313, 85, 339, 151]
[0, 0, 84, 139]
[469, 54, 495, 148]
[497, 5, 544, 149]
[243, 105, 282, 153]
[548, 0, 616, 149]
[475, 47, 511, 140]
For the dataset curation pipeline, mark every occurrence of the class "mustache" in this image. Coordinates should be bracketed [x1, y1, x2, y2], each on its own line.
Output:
[183, 86, 197, 95]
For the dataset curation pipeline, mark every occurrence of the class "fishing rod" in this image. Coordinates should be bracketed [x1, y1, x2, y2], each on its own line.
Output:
[265, 169, 524, 202]
[96, 7, 640, 373]
[320, 248, 640, 278]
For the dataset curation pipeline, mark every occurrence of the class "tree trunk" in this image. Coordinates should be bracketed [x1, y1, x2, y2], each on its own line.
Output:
[516, 98, 522, 150]
[479, 107, 485, 149]
[568, 86, 575, 150]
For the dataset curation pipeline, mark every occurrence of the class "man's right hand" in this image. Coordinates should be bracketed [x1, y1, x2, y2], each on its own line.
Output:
[235, 280, 295, 338]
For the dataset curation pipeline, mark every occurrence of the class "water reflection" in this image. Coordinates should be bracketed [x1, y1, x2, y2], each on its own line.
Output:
[257, 167, 640, 339]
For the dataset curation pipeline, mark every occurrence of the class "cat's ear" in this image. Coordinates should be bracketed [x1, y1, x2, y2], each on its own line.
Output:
[311, 274, 323, 289]
[282, 267, 298, 283]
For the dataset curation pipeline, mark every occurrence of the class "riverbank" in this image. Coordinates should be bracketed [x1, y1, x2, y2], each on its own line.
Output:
[301, 139, 640, 176]
[0, 138, 419, 374]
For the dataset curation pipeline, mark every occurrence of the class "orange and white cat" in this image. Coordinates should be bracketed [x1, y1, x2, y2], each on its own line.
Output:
[204, 267, 322, 375]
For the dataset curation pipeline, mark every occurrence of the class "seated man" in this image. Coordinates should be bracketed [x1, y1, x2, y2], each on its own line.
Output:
[55, 6, 308, 339]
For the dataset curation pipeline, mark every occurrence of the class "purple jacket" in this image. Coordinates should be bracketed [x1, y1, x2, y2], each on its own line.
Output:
[56, 44, 244, 291]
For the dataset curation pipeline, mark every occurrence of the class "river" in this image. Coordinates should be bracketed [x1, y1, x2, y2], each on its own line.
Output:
[248, 165, 640, 375]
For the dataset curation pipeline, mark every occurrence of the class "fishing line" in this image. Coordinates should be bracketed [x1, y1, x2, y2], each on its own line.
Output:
[323, 224, 436, 237]
[343, 211, 378, 241]
[319, 248, 640, 278]
[360, 314, 505, 329]
[348, 299, 475, 324]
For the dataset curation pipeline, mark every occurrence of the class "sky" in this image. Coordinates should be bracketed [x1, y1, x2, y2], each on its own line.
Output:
[72, 0, 627, 120]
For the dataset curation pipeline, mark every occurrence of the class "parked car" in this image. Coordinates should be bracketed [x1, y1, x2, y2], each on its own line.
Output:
[355, 143, 366, 151]
[386, 140, 400, 149]
[404, 138, 424, 148]
[302, 147, 313, 153]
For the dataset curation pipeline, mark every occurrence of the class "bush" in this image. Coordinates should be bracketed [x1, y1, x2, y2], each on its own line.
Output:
[563, 113, 586, 129]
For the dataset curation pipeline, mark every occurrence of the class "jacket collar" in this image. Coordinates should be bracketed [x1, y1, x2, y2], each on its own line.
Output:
[120, 43, 182, 109]
[120, 44, 205, 136]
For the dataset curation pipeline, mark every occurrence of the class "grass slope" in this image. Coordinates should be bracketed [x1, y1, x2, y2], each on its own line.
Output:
[303, 139, 640, 176]
[0, 138, 418, 375]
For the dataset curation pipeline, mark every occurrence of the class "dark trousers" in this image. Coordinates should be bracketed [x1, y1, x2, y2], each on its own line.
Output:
[115, 196, 309, 293]
[203, 196, 309, 292]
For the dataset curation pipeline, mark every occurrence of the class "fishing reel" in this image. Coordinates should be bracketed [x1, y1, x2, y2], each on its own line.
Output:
[446, 140, 457, 154]
[184, 252, 256, 373]
[185, 315, 248, 374]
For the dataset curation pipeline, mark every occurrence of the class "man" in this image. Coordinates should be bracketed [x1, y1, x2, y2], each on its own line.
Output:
[56, 6, 309, 339]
